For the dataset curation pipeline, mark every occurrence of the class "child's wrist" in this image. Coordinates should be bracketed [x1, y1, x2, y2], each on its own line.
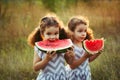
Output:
[44, 58, 50, 63]
[84, 53, 92, 58]
[44, 57, 51, 62]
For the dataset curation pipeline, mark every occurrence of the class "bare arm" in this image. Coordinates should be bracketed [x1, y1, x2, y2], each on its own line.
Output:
[33, 52, 49, 72]
[33, 51, 56, 72]
[69, 53, 92, 69]
[64, 51, 75, 64]
[89, 52, 101, 62]
[64, 47, 75, 64]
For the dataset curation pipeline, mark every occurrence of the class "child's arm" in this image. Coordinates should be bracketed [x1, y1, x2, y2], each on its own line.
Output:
[69, 53, 92, 69]
[89, 52, 101, 62]
[64, 49, 75, 64]
[33, 51, 56, 72]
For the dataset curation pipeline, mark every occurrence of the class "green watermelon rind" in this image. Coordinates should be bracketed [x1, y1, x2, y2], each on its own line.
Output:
[36, 46, 72, 53]
[82, 38, 104, 54]
[35, 39, 73, 54]
[82, 42, 91, 54]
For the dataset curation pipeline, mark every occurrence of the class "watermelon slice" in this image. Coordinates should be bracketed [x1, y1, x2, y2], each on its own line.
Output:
[82, 38, 104, 54]
[35, 39, 73, 53]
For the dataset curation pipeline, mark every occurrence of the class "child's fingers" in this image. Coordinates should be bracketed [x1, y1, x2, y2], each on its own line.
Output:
[67, 49, 70, 52]
[84, 52, 93, 57]
[50, 51, 55, 54]
[66, 49, 74, 57]
[46, 51, 56, 60]
[66, 49, 71, 54]
[51, 51, 56, 56]
[71, 46, 74, 50]
[97, 49, 104, 54]
[68, 46, 74, 51]
[100, 48, 104, 52]
[46, 51, 51, 54]
[100, 49, 104, 52]
[47, 50, 53, 53]
[67, 48, 73, 53]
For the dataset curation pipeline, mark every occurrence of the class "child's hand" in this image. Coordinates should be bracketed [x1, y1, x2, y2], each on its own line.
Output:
[65, 47, 75, 64]
[84, 52, 93, 58]
[97, 49, 104, 54]
[45, 51, 56, 61]
[66, 47, 74, 58]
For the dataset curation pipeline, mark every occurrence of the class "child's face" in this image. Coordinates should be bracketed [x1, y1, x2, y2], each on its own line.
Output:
[73, 24, 87, 42]
[43, 26, 59, 41]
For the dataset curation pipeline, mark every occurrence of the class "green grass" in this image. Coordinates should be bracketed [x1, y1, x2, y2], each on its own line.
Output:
[0, 35, 119, 80]
[0, 38, 38, 80]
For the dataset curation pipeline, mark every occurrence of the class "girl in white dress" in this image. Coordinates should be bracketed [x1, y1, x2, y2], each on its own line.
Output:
[28, 14, 74, 80]
[66, 16, 103, 80]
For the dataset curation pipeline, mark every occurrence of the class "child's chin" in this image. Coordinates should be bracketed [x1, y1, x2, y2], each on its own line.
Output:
[79, 39, 84, 42]
[80, 38, 85, 41]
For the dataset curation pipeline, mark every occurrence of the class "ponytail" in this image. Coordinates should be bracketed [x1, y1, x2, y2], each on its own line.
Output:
[27, 27, 43, 47]
[59, 28, 68, 39]
[85, 28, 94, 40]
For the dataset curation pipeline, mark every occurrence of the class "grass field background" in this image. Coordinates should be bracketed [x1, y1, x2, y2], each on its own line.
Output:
[0, 0, 120, 80]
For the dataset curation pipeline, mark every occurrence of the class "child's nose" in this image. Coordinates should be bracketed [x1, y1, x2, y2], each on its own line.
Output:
[50, 35, 56, 38]
[82, 32, 86, 36]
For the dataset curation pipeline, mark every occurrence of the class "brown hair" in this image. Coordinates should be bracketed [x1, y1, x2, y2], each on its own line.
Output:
[67, 16, 94, 41]
[27, 15, 68, 47]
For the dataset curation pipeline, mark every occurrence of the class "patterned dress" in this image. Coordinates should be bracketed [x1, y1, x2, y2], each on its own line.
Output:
[66, 45, 91, 80]
[34, 46, 67, 80]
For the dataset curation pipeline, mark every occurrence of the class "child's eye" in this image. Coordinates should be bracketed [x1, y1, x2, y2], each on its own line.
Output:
[78, 30, 82, 32]
[55, 32, 59, 35]
[47, 32, 51, 35]
[78, 29, 87, 32]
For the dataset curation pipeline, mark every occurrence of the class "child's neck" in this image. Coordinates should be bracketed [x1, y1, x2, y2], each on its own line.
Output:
[73, 40, 82, 48]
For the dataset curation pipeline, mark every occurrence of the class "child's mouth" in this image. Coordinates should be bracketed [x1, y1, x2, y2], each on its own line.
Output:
[48, 39, 58, 42]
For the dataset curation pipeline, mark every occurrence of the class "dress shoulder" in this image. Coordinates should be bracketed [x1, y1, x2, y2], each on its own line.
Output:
[34, 46, 44, 58]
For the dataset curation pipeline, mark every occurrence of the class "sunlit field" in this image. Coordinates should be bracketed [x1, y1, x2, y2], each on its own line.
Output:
[0, 0, 120, 80]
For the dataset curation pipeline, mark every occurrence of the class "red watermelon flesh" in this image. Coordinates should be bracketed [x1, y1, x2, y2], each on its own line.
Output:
[83, 38, 104, 54]
[35, 39, 73, 53]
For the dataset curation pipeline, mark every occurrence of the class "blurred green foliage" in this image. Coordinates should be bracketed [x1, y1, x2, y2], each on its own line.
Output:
[0, 0, 120, 80]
